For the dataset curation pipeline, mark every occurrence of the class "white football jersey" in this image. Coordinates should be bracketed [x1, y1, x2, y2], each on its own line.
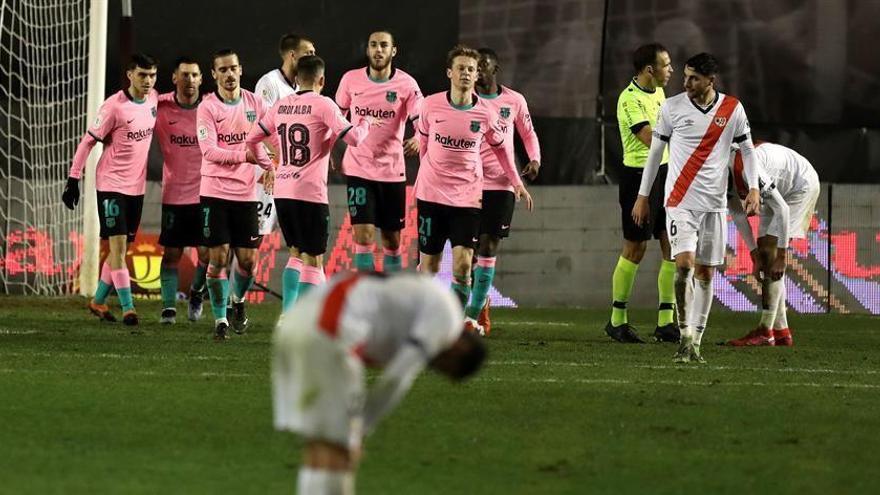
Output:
[253, 69, 297, 235]
[305, 274, 463, 366]
[255, 167, 276, 235]
[254, 68, 298, 106]
[730, 142, 817, 199]
[654, 92, 751, 212]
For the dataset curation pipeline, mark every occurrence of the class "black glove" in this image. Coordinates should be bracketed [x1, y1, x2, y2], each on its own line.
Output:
[61, 177, 80, 210]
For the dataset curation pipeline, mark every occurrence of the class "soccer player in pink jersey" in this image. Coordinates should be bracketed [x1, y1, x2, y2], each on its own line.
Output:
[197, 49, 273, 341]
[248, 55, 374, 311]
[62, 53, 159, 327]
[415, 45, 533, 313]
[254, 34, 317, 238]
[335, 30, 423, 273]
[467, 47, 541, 336]
[633, 53, 761, 363]
[155, 56, 210, 325]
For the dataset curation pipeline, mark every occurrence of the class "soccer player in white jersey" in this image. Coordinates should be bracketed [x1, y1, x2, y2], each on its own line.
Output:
[633, 53, 761, 363]
[273, 272, 486, 494]
[253, 34, 316, 236]
[726, 142, 820, 347]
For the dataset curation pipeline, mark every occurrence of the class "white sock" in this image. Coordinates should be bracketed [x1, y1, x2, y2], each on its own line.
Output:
[773, 278, 789, 330]
[297, 467, 354, 495]
[674, 267, 695, 338]
[759, 278, 783, 329]
[689, 278, 713, 346]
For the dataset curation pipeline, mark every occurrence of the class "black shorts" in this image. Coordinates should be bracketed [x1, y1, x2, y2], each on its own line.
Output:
[479, 190, 515, 239]
[619, 164, 667, 242]
[159, 203, 204, 248]
[275, 198, 330, 256]
[200, 196, 260, 249]
[96, 191, 143, 242]
[345, 175, 406, 231]
[416, 200, 481, 255]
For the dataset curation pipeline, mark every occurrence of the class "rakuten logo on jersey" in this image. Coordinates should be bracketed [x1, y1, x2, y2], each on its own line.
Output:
[434, 133, 477, 150]
[170, 134, 197, 147]
[218, 131, 248, 144]
[354, 106, 396, 120]
[126, 128, 154, 141]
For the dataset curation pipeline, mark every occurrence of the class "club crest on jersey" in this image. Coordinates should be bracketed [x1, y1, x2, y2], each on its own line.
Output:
[500, 107, 511, 119]
[386, 91, 397, 103]
[714, 116, 728, 127]
[151, 107, 157, 118]
[470, 121, 481, 132]
[246, 110, 257, 123]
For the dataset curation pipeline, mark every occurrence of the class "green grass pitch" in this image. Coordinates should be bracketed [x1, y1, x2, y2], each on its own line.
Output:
[1, 296, 878, 494]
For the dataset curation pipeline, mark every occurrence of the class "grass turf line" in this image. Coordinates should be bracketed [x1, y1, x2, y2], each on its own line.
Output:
[0, 296, 878, 494]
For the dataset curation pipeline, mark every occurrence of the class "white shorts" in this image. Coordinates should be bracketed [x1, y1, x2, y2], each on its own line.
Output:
[256, 189, 277, 236]
[272, 297, 364, 446]
[759, 176, 820, 240]
[666, 207, 726, 266]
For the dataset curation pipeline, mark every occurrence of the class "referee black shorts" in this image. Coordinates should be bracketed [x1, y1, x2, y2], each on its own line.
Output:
[618, 164, 668, 242]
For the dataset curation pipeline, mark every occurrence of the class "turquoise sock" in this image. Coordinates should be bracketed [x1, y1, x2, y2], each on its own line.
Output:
[207, 277, 229, 319]
[383, 254, 403, 272]
[232, 270, 255, 301]
[354, 252, 374, 272]
[191, 263, 208, 292]
[466, 265, 495, 319]
[117, 288, 134, 312]
[94, 280, 112, 305]
[282, 267, 301, 311]
[160, 266, 178, 309]
[451, 281, 471, 308]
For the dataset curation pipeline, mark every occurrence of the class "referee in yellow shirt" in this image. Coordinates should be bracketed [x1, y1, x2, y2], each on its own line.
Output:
[606, 43, 678, 344]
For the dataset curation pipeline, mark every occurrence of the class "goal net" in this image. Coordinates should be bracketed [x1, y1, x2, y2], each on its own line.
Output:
[0, 0, 104, 295]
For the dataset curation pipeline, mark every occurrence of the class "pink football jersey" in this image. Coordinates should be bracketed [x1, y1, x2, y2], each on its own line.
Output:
[477, 85, 540, 192]
[69, 89, 158, 196]
[247, 90, 371, 204]
[155, 92, 202, 204]
[415, 92, 522, 208]
[197, 89, 270, 202]
[335, 68, 422, 182]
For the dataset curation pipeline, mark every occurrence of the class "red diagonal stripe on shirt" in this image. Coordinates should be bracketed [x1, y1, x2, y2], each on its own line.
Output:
[318, 274, 362, 337]
[667, 95, 739, 207]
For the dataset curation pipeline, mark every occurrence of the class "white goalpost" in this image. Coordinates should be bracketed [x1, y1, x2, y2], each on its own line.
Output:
[0, 0, 105, 296]
[80, 0, 107, 296]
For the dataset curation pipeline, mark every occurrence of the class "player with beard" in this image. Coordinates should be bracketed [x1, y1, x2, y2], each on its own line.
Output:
[335, 30, 423, 273]
[633, 53, 760, 363]
[155, 56, 211, 324]
[197, 49, 273, 341]
[465, 47, 541, 335]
